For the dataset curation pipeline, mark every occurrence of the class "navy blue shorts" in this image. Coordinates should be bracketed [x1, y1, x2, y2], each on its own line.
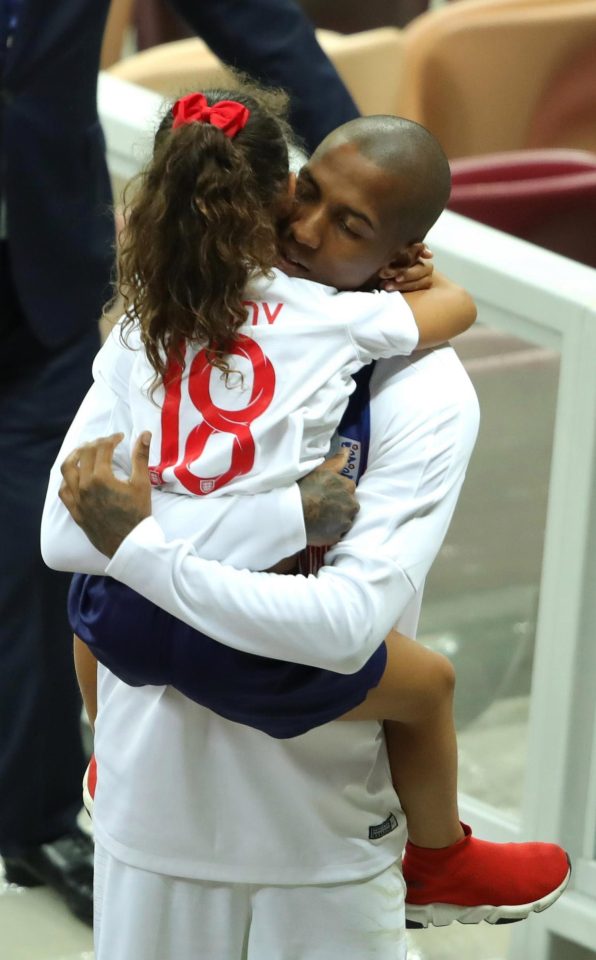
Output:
[69, 574, 387, 739]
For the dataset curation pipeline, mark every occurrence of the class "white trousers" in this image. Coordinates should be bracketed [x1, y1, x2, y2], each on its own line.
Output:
[94, 841, 407, 960]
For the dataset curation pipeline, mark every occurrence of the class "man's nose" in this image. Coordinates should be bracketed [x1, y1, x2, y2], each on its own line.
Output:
[291, 208, 323, 250]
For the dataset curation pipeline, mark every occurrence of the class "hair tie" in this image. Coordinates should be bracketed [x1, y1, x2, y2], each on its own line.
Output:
[172, 92, 250, 138]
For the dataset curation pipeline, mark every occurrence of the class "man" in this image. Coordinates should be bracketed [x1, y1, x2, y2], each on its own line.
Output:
[0, 0, 358, 925]
[43, 126, 480, 957]
[53, 355, 478, 960]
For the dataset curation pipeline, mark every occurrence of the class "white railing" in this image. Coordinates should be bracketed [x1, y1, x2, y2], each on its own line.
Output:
[98, 72, 596, 960]
[426, 211, 596, 959]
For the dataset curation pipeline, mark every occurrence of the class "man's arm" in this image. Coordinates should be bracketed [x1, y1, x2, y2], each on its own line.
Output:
[41, 375, 131, 575]
[60, 348, 479, 674]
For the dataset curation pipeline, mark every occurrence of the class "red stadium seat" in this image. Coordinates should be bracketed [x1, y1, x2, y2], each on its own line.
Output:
[448, 149, 596, 267]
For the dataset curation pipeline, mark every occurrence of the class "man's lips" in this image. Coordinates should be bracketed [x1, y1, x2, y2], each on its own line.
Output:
[279, 245, 309, 272]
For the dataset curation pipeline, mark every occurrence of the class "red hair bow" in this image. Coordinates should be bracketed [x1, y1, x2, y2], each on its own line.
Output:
[172, 93, 250, 138]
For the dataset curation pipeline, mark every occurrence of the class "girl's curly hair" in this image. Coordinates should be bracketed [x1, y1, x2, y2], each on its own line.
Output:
[118, 78, 292, 386]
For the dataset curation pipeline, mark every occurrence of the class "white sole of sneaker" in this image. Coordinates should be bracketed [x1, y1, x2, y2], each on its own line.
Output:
[405, 862, 571, 929]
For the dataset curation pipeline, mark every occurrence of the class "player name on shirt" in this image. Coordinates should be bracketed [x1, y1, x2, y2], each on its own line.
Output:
[243, 300, 284, 325]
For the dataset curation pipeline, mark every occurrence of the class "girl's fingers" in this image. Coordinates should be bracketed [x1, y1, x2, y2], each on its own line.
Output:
[392, 278, 433, 293]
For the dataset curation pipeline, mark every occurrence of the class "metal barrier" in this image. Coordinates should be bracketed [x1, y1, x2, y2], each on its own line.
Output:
[426, 210, 596, 960]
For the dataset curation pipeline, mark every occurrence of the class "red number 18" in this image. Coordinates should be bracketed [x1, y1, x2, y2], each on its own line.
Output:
[149, 334, 276, 495]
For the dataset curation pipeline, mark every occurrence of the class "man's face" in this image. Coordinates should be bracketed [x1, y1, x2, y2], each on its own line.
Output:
[277, 142, 410, 291]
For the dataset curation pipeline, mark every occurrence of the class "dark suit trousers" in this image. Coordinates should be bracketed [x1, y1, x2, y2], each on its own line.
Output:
[0, 243, 99, 854]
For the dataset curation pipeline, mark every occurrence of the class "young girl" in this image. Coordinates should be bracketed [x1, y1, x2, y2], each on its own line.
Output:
[52, 80, 569, 929]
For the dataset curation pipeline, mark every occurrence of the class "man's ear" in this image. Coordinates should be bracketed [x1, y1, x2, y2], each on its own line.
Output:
[377, 242, 426, 280]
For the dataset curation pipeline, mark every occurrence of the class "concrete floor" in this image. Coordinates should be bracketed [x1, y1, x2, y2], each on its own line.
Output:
[0, 855, 513, 960]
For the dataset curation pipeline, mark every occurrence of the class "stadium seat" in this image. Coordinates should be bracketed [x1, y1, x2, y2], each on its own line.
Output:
[448, 148, 596, 267]
[399, 0, 596, 158]
[105, 26, 405, 117]
[527, 39, 596, 154]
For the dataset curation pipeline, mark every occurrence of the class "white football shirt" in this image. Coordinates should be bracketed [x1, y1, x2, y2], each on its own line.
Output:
[96, 269, 418, 499]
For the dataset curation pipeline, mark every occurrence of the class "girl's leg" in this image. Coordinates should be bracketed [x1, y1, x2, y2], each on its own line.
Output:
[342, 631, 570, 929]
[74, 635, 98, 818]
[74, 634, 98, 730]
[342, 629, 463, 848]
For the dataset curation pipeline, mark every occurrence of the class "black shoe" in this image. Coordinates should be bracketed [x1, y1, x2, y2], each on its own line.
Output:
[2, 828, 93, 926]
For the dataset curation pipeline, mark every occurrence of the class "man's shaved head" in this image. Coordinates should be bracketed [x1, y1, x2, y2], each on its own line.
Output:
[313, 116, 451, 245]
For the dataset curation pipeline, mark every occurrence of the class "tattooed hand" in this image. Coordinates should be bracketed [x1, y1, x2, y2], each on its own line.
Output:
[298, 450, 359, 546]
[59, 432, 152, 558]
[59, 432, 358, 558]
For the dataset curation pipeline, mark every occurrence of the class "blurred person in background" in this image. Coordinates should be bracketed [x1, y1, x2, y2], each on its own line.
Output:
[0, 0, 358, 925]
[133, 0, 432, 48]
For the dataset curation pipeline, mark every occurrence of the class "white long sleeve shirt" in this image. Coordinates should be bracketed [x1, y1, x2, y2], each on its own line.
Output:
[42, 346, 478, 883]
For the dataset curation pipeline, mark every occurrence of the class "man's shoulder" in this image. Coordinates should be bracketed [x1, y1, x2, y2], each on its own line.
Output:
[369, 345, 479, 443]
[372, 345, 476, 403]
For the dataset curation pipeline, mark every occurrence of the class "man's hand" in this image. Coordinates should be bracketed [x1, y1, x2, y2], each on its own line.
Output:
[298, 449, 359, 546]
[59, 432, 358, 557]
[59, 432, 152, 558]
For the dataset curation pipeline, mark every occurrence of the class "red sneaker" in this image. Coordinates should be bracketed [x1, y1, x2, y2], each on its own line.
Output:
[403, 823, 571, 928]
[82, 754, 97, 819]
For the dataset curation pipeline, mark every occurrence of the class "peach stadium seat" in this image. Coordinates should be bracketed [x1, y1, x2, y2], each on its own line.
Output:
[398, 0, 596, 158]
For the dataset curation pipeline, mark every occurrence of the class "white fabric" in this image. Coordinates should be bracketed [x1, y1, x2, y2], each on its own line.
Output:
[42, 344, 479, 885]
[101, 268, 418, 497]
[94, 840, 408, 960]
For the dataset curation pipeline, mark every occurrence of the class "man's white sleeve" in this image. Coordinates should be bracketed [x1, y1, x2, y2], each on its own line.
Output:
[106, 348, 480, 674]
[41, 377, 131, 573]
[41, 323, 139, 572]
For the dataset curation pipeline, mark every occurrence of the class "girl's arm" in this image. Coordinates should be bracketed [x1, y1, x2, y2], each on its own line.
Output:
[404, 271, 477, 348]
[384, 254, 477, 348]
